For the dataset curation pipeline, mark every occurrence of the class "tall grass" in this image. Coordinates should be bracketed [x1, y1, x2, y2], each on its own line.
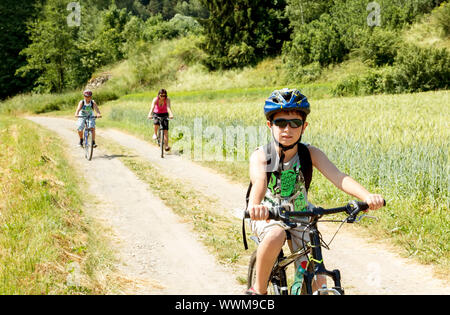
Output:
[0, 88, 121, 115]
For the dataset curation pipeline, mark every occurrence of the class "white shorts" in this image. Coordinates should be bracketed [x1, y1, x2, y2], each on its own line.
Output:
[250, 205, 314, 269]
[77, 116, 96, 131]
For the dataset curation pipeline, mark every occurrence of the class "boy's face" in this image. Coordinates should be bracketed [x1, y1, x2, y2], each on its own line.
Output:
[267, 111, 308, 147]
[84, 95, 92, 102]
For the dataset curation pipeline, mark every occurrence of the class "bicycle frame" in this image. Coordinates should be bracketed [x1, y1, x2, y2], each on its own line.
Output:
[154, 116, 169, 158]
[78, 115, 96, 161]
[277, 219, 343, 295]
[245, 201, 384, 295]
[252, 216, 344, 295]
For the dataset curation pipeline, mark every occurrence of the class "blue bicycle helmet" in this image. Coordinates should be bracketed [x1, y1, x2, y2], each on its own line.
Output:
[264, 88, 310, 120]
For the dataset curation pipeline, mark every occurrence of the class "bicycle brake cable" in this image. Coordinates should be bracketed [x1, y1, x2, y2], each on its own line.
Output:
[323, 219, 346, 249]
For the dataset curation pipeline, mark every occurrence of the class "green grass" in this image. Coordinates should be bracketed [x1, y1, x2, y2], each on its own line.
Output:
[0, 115, 118, 294]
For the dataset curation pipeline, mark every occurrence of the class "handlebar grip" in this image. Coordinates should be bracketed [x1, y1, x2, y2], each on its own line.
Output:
[355, 199, 386, 211]
[355, 201, 370, 211]
[243, 209, 278, 220]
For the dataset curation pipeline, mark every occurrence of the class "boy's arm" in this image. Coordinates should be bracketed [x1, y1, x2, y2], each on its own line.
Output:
[309, 145, 384, 210]
[93, 101, 102, 117]
[248, 149, 270, 221]
[75, 101, 83, 117]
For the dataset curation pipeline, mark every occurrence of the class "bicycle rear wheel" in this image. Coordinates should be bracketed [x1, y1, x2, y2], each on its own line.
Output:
[159, 128, 164, 158]
[247, 250, 287, 295]
[85, 130, 94, 161]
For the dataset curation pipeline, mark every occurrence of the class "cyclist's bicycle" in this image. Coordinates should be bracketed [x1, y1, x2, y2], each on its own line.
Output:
[153, 116, 171, 158]
[77, 115, 99, 161]
[244, 200, 385, 295]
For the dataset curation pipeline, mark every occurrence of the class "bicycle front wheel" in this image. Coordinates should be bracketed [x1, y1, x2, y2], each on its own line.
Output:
[247, 250, 287, 295]
[159, 129, 164, 158]
[85, 130, 94, 161]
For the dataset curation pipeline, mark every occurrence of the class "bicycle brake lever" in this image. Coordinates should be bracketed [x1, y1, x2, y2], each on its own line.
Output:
[354, 214, 379, 223]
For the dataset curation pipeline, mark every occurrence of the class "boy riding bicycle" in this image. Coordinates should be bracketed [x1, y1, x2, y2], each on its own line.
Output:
[75, 90, 102, 147]
[147, 89, 174, 151]
[246, 88, 384, 295]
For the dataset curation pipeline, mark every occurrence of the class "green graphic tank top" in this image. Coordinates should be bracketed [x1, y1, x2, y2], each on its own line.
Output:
[263, 153, 309, 213]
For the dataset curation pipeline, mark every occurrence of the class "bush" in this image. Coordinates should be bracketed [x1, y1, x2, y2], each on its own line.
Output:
[333, 44, 450, 97]
[392, 44, 450, 92]
[359, 28, 400, 67]
[283, 13, 347, 73]
[128, 36, 205, 88]
[431, 1, 450, 36]
[332, 76, 362, 96]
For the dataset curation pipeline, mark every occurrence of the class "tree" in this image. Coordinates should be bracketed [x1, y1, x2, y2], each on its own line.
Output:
[17, 0, 81, 93]
[285, 0, 332, 30]
[0, 0, 41, 99]
[175, 0, 209, 18]
[198, 0, 289, 70]
[95, 3, 130, 63]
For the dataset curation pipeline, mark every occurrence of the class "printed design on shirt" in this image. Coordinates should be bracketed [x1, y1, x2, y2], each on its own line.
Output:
[265, 162, 308, 212]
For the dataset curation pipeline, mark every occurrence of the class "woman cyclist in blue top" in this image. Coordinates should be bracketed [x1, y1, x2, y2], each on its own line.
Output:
[75, 90, 102, 148]
[246, 88, 385, 295]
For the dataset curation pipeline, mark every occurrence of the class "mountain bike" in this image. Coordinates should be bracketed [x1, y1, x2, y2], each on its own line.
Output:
[153, 116, 171, 158]
[77, 115, 98, 161]
[244, 200, 385, 295]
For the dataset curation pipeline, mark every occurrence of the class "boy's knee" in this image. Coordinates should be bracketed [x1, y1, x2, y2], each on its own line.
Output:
[263, 227, 286, 245]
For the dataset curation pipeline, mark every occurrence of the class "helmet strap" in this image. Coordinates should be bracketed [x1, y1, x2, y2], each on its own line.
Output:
[270, 126, 303, 171]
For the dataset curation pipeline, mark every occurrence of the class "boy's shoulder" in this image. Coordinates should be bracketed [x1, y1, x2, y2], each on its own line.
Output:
[250, 142, 314, 170]
[249, 146, 266, 164]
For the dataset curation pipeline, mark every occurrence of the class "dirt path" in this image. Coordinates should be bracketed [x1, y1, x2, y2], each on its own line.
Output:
[28, 116, 449, 295]
[26, 116, 243, 295]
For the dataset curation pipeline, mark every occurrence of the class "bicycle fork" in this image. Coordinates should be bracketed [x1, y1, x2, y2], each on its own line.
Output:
[303, 227, 345, 295]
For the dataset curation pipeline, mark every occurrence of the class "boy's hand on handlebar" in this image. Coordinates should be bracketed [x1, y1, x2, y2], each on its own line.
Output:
[247, 204, 270, 222]
[364, 194, 385, 211]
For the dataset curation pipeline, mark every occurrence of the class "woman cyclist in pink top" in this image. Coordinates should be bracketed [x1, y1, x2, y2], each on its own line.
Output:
[148, 89, 174, 151]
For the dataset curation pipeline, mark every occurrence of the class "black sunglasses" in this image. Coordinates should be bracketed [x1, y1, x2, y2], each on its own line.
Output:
[272, 118, 304, 128]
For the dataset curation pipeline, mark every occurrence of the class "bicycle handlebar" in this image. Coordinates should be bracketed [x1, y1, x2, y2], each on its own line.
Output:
[76, 115, 100, 118]
[244, 200, 385, 223]
[152, 116, 173, 120]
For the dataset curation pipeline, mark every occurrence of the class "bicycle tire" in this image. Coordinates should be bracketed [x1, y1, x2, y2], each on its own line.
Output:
[247, 250, 257, 290]
[247, 250, 286, 295]
[84, 130, 89, 159]
[160, 128, 164, 158]
[86, 130, 94, 161]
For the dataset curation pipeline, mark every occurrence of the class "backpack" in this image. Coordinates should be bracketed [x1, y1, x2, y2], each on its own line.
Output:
[242, 142, 312, 250]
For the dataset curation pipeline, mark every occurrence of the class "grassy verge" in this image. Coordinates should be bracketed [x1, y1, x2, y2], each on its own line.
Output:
[0, 115, 118, 294]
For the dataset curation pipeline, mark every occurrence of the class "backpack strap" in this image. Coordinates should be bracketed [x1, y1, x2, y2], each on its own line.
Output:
[242, 142, 313, 250]
[296, 142, 312, 192]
